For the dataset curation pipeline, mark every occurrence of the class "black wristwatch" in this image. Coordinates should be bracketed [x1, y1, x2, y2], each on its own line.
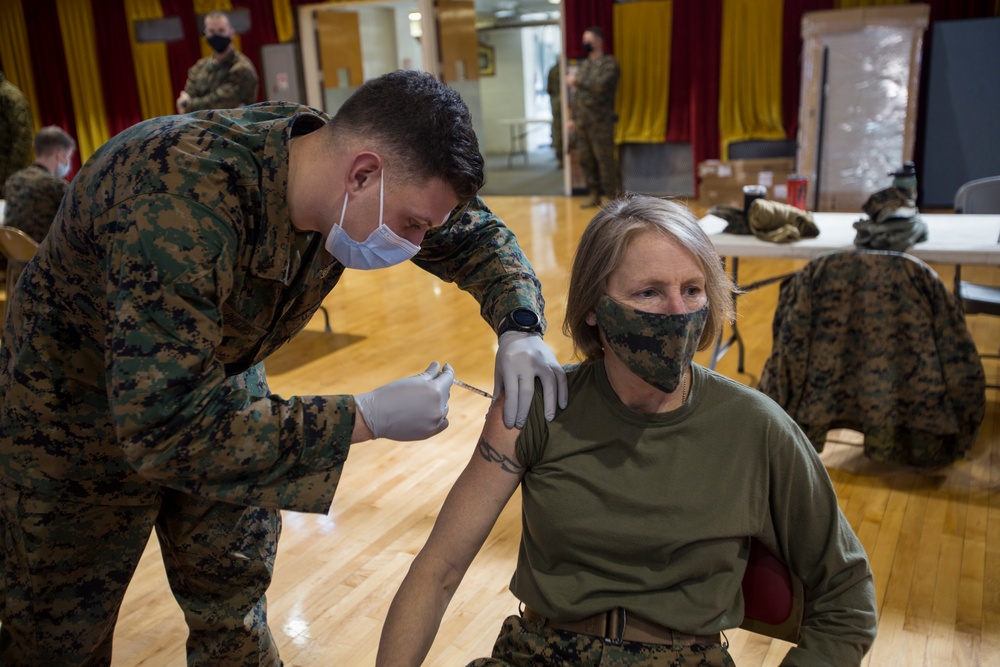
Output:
[497, 308, 542, 336]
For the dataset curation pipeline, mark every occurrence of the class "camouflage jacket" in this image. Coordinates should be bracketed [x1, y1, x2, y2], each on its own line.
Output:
[2, 163, 67, 242]
[546, 64, 561, 105]
[758, 250, 986, 467]
[0, 72, 33, 191]
[572, 54, 619, 127]
[0, 104, 545, 513]
[184, 50, 259, 110]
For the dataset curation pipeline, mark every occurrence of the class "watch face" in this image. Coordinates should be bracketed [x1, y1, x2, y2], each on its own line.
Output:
[512, 309, 539, 327]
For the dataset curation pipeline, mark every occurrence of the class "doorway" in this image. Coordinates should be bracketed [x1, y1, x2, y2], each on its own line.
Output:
[296, 0, 564, 195]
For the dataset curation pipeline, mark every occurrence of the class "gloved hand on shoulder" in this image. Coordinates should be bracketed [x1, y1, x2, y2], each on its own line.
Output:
[493, 332, 567, 429]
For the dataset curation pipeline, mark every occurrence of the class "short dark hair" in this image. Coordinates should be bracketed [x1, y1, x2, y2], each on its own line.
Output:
[564, 195, 737, 362]
[324, 70, 484, 202]
[585, 26, 604, 40]
[33, 126, 76, 157]
[204, 10, 229, 24]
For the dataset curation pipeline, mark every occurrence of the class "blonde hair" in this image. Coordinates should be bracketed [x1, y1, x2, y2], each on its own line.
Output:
[563, 195, 737, 362]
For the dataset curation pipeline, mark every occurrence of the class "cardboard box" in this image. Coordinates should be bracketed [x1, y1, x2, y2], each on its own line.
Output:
[697, 158, 797, 206]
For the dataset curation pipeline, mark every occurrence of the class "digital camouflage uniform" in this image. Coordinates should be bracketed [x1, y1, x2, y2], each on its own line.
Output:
[572, 54, 620, 200]
[0, 103, 546, 666]
[852, 186, 929, 252]
[0, 71, 33, 192]
[759, 250, 986, 467]
[467, 614, 735, 667]
[546, 63, 563, 163]
[183, 49, 259, 110]
[3, 163, 67, 242]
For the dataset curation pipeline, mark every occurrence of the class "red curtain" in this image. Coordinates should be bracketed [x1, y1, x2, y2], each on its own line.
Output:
[92, 0, 144, 139]
[686, 0, 723, 176]
[564, 0, 615, 59]
[664, 0, 692, 143]
[23, 0, 79, 171]
[232, 0, 279, 102]
[161, 0, 202, 103]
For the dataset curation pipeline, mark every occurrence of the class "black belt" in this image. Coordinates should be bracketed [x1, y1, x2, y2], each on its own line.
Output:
[521, 605, 721, 647]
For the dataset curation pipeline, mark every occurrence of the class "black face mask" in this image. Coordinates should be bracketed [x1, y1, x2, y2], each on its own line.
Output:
[582, 42, 593, 56]
[207, 34, 232, 54]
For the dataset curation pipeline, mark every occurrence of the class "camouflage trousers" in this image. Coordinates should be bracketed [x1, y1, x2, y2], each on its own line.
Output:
[550, 104, 563, 160]
[0, 483, 282, 667]
[575, 119, 619, 199]
[466, 614, 735, 667]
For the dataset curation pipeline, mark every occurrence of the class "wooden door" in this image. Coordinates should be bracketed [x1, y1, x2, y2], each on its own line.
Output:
[317, 9, 364, 89]
[437, 0, 477, 82]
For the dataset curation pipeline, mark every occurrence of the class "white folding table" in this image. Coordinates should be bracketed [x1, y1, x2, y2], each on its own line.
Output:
[700, 212, 1000, 371]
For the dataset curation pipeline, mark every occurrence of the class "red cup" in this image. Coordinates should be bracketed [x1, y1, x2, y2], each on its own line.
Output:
[787, 174, 808, 211]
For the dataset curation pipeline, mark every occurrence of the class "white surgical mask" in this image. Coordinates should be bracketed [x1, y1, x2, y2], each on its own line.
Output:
[324, 170, 421, 270]
[56, 160, 70, 179]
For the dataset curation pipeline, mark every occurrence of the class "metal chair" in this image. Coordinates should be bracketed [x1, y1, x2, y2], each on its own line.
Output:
[954, 175, 1000, 215]
[953, 175, 1000, 387]
[0, 226, 39, 293]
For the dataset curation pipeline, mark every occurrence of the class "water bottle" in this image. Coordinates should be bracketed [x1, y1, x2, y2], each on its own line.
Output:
[890, 162, 917, 200]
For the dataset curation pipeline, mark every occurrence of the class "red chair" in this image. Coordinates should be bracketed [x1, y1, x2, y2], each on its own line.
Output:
[739, 537, 805, 644]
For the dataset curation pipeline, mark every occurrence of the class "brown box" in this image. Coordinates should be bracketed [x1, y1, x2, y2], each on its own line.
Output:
[697, 176, 744, 207]
[697, 158, 797, 206]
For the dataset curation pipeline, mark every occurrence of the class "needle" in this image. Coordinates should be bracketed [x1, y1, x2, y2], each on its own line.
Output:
[453, 379, 494, 400]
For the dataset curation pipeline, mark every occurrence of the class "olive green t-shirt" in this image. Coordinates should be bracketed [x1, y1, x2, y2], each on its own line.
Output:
[512, 361, 876, 665]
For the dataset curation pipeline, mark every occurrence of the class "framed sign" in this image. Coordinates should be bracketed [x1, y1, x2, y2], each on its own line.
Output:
[478, 43, 495, 76]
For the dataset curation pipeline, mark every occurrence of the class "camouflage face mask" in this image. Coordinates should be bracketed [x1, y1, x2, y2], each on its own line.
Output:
[595, 295, 709, 393]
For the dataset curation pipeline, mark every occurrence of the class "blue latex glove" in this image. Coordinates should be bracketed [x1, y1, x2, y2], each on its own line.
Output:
[355, 362, 455, 440]
[493, 332, 568, 428]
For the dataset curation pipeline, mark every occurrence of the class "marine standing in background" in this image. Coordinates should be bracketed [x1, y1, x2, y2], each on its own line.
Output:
[175, 10, 259, 114]
[546, 61, 563, 168]
[567, 27, 620, 208]
[3, 125, 76, 244]
[0, 69, 33, 192]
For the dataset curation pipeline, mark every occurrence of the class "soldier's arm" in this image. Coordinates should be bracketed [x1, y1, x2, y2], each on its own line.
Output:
[412, 197, 546, 332]
[188, 62, 259, 110]
[24, 177, 68, 242]
[577, 58, 619, 97]
[601, 58, 621, 97]
[182, 62, 204, 98]
[104, 194, 354, 513]
[10, 97, 33, 172]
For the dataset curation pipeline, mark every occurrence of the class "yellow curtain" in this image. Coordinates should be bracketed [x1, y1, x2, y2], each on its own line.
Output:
[124, 0, 174, 119]
[194, 0, 240, 59]
[56, 0, 111, 163]
[0, 0, 41, 132]
[273, 0, 295, 42]
[718, 0, 786, 159]
[613, 1, 672, 144]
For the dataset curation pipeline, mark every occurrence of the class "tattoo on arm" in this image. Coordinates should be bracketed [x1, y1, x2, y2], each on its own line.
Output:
[477, 436, 524, 475]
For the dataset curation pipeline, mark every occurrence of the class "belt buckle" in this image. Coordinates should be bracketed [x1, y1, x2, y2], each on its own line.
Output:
[603, 607, 626, 646]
